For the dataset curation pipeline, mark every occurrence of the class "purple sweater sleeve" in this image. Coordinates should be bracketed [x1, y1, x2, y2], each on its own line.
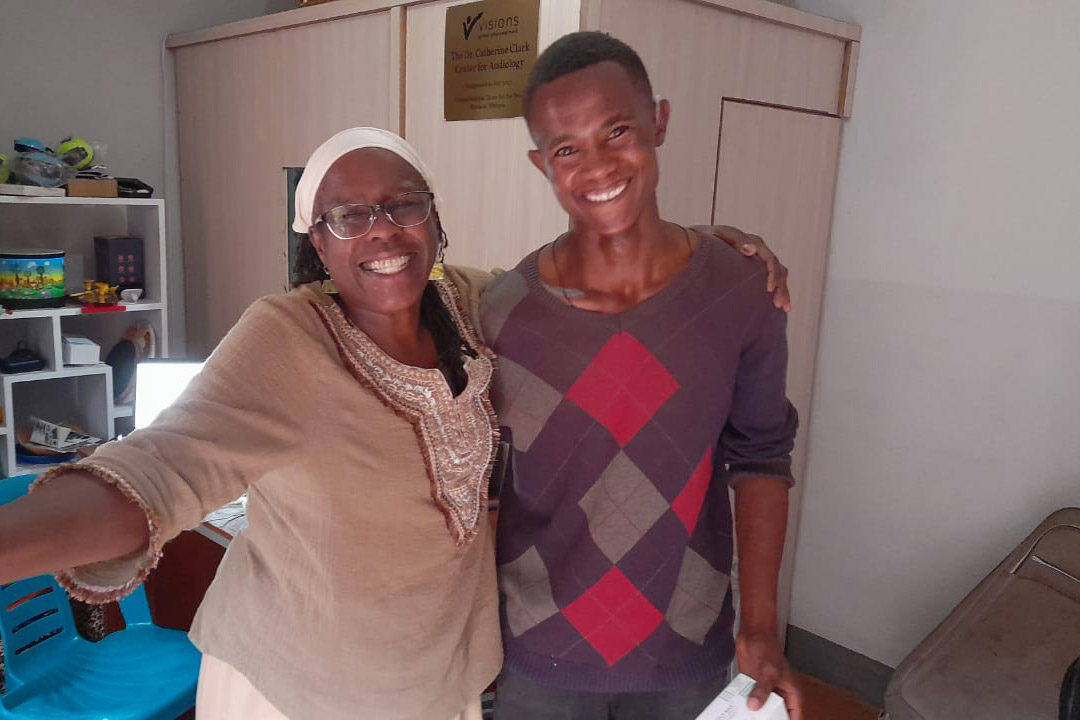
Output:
[719, 287, 799, 485]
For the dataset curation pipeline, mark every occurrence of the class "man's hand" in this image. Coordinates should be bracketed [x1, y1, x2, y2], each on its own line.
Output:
[692, 225, 791, 312]
[737, 630, 803, 719]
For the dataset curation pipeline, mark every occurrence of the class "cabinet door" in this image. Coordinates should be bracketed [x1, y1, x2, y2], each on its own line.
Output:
[174, 12, 399, 356]
[713, 100, 841, 635]
[593, 0, 849, 227]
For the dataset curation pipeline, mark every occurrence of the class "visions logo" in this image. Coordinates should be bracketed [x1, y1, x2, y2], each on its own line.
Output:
[462, 12, 484, 40]
[462, 11, 520, 40]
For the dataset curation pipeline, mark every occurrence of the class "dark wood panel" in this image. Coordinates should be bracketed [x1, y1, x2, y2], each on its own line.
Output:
[144, 528, 226, 632]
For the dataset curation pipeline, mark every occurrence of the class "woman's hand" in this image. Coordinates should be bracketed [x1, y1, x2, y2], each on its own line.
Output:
[736, 629, 803, 719]
[693, 225, 791, 312]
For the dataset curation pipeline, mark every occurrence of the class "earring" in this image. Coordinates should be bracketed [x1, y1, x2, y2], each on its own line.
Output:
[429, 235, 447, 280]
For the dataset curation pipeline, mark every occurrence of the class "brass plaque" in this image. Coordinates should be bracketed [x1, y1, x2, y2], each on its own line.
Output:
[444, 0, 540, 121]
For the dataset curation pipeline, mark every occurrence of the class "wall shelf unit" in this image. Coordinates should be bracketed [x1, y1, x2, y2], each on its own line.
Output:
[0, 196, 168, 477]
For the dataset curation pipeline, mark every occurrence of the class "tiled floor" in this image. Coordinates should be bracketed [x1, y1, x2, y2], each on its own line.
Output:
[797, 672, 882, 720]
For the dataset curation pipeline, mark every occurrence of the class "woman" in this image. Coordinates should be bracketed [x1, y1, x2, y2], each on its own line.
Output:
[0, 128, 786, 719]
[0, 128, 500, 720]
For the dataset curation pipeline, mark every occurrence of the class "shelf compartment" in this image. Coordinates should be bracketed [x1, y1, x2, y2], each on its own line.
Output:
[61, 311, 163, 397]
[9, 372, 113, 438]
[0, 315, 58, 374]
[3, 372, 113, 478]
[0, 200, 166, 313]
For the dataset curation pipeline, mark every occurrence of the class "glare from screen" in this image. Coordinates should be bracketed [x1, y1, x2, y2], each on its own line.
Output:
[134, 361, 205, 430]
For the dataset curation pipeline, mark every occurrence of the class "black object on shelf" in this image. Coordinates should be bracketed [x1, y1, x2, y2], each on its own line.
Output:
[0, 341, 45, 374]
[94, 236, 145, 290]
[115, 177, 153, 198]
[105, 338, 136, 402]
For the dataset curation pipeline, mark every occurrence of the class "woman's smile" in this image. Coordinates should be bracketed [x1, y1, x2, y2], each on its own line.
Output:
[360, 253, 414, 274]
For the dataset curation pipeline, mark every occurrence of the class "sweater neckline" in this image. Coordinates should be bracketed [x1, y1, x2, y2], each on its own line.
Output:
[521, 230, 712, 325]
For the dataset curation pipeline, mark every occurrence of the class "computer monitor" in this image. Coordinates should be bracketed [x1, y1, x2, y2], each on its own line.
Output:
[132, 360, 247, 535]
[133, 360, 205, 430]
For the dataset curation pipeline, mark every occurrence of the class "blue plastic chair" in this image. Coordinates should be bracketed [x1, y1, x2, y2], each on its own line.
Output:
[0, 475, 201, 719]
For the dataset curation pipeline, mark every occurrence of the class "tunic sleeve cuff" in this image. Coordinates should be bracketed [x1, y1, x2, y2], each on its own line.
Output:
[31, 462, 164, 604]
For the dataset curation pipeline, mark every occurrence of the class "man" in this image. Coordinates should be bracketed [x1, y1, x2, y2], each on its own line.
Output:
[480, 32, 801, 719]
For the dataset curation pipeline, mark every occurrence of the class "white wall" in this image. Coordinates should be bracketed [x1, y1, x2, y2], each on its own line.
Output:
[788, 0, 1080, 666]
[0, 0, 294, 355]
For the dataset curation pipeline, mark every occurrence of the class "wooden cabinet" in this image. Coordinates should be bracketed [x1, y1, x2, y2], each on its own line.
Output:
[593, 0, 852, 228]
[145, 529, 226, 631]
[171, 10, 401, 356]
[713, 101, 842, 631]
[168, 0, 859, 641]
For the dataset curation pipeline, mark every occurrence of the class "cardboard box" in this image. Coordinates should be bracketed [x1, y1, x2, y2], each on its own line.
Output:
[67, 178, 118, 198]
[62, 334, 101, 365]
[694, 674, 789, 720]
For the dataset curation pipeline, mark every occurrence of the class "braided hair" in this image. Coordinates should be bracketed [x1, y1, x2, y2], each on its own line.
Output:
[292, 215, 476, 392]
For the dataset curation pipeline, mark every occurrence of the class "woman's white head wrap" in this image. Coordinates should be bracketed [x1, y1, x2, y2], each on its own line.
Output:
[291, 127, 439, 234]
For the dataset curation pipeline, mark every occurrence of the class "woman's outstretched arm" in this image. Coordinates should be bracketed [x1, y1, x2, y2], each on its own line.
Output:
[0, 471, 149, 585]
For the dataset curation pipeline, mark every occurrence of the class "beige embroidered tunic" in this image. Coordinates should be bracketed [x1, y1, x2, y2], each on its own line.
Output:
[34, 266, 501, 720]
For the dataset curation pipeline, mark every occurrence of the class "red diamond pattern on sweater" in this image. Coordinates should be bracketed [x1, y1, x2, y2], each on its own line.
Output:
[671, 448, 713, 534]
[562, 568, 663, 666]
[565, 333, 679, 447]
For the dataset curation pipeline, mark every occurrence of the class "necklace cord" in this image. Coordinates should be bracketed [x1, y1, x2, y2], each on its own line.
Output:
[551, 225, 693, 310]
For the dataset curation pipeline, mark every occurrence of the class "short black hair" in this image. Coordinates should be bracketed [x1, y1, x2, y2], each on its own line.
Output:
[523, 32, 653, 121]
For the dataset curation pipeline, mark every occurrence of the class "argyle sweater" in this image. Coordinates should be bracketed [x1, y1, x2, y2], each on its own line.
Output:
[479, 234, 798, 693]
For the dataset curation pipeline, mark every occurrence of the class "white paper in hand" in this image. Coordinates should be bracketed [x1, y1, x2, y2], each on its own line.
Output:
[694, 673, 789, 720]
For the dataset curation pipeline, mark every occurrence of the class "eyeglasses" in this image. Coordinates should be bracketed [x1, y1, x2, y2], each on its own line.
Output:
[312, 191, 435, 240]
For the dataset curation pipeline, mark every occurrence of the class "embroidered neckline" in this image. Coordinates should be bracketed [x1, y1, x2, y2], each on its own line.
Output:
[311, 278, 498, 545]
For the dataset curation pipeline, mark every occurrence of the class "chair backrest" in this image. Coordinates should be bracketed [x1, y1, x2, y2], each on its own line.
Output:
[0, 475, 164, 699]
[0, 475, 81, 702]
[117, 585, 153, 627]
[0, 574, 80, 699]
[0, 475, 34, 507]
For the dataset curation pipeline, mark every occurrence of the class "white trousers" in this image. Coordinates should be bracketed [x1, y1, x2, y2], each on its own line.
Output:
[195, 654, 483, 720]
